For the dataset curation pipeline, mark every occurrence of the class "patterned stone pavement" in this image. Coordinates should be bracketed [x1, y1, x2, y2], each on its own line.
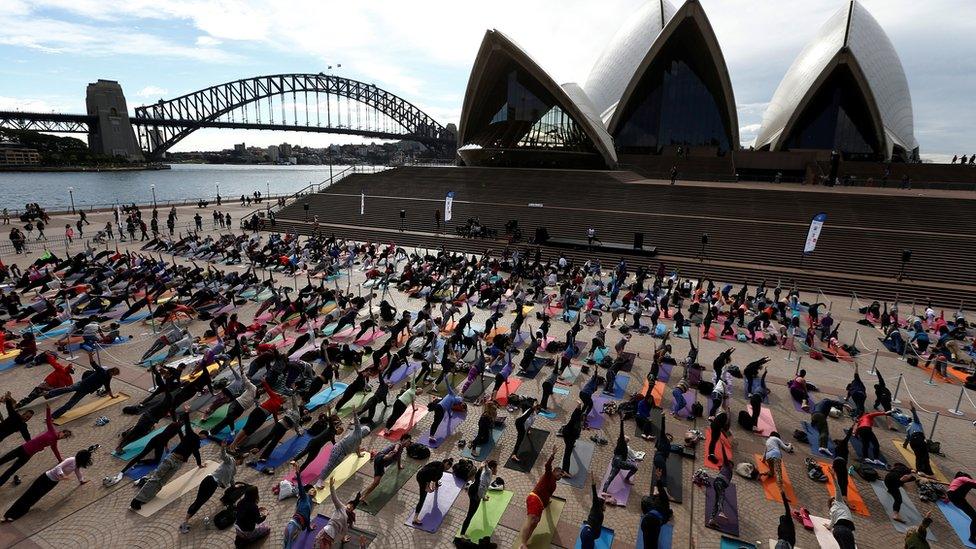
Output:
[0, 202, 973, 549]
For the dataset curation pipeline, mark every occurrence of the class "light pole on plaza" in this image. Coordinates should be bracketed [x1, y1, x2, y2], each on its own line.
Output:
[215, 182, 220, 201]
[266, 180, 271, 212]
[151, 184, 157, 210]
[68, 186, 75, 214]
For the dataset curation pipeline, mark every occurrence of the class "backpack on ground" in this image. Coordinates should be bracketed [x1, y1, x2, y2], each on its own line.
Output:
[792, 429, 808, 444]
[737, 410, 753, 430]
[452, 459, 475, 481]
[856, 464, 879, 482]
[407, 443, 431, 460]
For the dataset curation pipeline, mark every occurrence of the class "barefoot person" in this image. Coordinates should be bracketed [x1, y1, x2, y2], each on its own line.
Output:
[361, 435, 411, 500]
[0, 405, 71, 487]
[3, 447, 93, 522]
[411, 458, 454, 526]
[517, 450, 569, 548]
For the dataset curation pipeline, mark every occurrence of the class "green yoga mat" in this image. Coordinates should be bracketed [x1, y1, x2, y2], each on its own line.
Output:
[461, 489, 513, 540]
[336, 391, 371, 418]
[513, 497, 565, 549]
[193, 403, 231, 430]
[359, 458, 423, 515]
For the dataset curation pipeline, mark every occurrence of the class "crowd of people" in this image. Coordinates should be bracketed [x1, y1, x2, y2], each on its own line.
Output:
[0, 216, 972, 549]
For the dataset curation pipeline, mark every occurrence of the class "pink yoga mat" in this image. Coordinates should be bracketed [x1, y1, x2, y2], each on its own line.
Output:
[284, 442, 333, 485]
[355, 328, 386, 346]
[381, 404, 428, 441]
[754, 407, 777, 437]
[494, 378, 522, 406]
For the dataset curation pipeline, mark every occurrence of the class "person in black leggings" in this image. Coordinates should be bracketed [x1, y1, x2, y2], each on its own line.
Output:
[106, 419, 182, 485]
[578, 475, 606, 549]
[248, 408, 303, 467]
[639, 490, 672, 548]
[776, 489, 796, 548]
[539, 367, 558, 412]
[707, 411, 729, 464]
[333, 369, 369, 412]
[469, 403, 498, 458]
[561, 403, 583, 471]
[832, 427, 854, 497]
[947, 472, 976, 545]
[294, 416, 339, 473]
[510, 404, 539, 463]
[884, 463, 916, 522]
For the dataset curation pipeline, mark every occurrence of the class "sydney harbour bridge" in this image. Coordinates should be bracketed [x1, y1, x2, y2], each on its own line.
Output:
[0, 74, 457, 161]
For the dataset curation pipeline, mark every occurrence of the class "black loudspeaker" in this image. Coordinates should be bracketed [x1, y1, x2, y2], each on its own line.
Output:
[633, 232, 644, 250]
[902, 249, 912, 263]
[534, 227, 550, 244]
[399, 209, 406, 219]
[701, 233, 709, 245]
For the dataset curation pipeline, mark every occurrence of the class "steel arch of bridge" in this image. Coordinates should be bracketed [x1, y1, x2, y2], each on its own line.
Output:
[0, 111, 93, 134]
[133, 73, 453, 159]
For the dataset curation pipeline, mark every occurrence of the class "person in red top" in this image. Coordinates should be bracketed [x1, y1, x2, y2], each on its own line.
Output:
[16, 353, 74, 409]
[227, 380, 284, 451]
[0, 405, 71, 486]
[854, 410, 891, 466]
[518, 450, 569, 549]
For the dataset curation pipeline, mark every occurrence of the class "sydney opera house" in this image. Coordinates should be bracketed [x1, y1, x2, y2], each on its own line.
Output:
[456, 0, 921, 174]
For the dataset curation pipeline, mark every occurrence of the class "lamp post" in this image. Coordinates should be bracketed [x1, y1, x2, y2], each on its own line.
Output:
[266, 180, 271, 213]
[68, 187, 75, 214]
[215, 182, 220, 201]
[150, 184, 157, 210]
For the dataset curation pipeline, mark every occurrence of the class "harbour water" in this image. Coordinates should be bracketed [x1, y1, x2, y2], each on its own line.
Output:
[0, 164, 358, 212]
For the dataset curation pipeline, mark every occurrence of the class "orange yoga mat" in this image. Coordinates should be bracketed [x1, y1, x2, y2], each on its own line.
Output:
[753, 454, 798, 503]
[702, 429, 733, 471]
[640, 379, 667, 404]
[817, 461, 870, 517]
[495, 378, 523, 406]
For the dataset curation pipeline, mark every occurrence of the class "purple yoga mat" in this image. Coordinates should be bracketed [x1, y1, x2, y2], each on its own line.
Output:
[293, 514, 330, 549]
[404, 473, 465, 533]
[790, 391, 815, 412]
[673, 389, 697, 418]
[586, 395, 610, 429]
[599, 462, 634, 506]
[704, 482, 739, 536]
[657, 361, 674, 383]
[422, 409, 467, 448]
[387, 361, 420, 385]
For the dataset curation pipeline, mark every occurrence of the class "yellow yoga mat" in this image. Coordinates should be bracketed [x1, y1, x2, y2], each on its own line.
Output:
[135, 460, 219, 517]
[892, 440, 948, 483]
[312, 451, 371, 503]
[512, 497, 565, 549]
[54, 393, 129, 425]
[181, 360, 236, 383]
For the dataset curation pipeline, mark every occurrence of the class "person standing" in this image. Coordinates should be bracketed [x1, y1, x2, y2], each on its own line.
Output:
[361, 435, 411, 501]
[411, 458, 453, 525]
[0, 405, 71, 487]
[510, 404, 539, 463]
[179, 442, 242, 533]
[517, 451, 569, 548]
[459, 460, 498, 539]
[0, 392, 32, 446]
[561, 402, 584, 471]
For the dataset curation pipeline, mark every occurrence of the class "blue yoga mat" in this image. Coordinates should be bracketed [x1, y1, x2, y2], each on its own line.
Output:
[605, 373, 629, 400]
[720, 537, 755, 549]
[938, 500, 976, 548]
[113, 425, 168, 461]
[461, 424, 504, 462]
[305, 382, 349, 410]
[553, 386, 570, 396]
[636, 522, 673, 549]
[801, 421, 836, 458]
[574, 526, 614, 549]
[250, 433, 310, 471]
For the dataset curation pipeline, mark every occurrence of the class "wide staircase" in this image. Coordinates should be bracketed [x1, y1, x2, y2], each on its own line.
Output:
[274, 166, 976, 308]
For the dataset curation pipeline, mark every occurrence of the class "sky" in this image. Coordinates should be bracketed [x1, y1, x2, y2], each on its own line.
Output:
[0, 0, 973, 160]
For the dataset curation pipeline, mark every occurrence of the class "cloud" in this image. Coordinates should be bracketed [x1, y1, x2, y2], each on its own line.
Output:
[195, 36, 221, 47]
[136, 86, 169, 98]
[0, 95, 69, 112]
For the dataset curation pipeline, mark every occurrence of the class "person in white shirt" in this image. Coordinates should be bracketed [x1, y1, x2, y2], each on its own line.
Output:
[761, 432, 795, 493]
[3, 448, 93, 521]
[314, 477, 364, 548]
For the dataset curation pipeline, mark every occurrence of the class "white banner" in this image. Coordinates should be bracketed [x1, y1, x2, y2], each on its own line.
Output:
[360, 191, 365, 215]
[803, 212, 827, 254]
[444, 191, 454, 222]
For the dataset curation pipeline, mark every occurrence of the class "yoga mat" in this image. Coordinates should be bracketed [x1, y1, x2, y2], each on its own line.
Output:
[666, 452, 684, 503]
[802, 421, 836, 458]
[673, 388, 697, 419]
[558, 363, 583, 385]
[517, 357, 548, 380]
[790, 391, 814, 413]
[868, 480, 935, 540]
[284, 443, 333, 486]
[850, 434, 888, 465]
[249, 433, 310, 471]
[754, 407, 777, 437]
[811, 514, 851, 549]
[636, 522, 672, 549]
[511, 497, 565, 549]
[600, 461, 634, 507]
[937, 500, 976, 548]
[553, 386, 570, 396]
[462, 374, 491, 402]
[113, 425, 169, 461]
[462, 424, 504, 462]
[604, 373, 629, 399]
[359, 458, 423, 515]
[380, 403, 428, 441]
[640, 379, 666, 405]
[312, 451, 371, 503]
[461, 488, 514, 540]
[704, 482, 739, 536]
[586, 395, 610, 429]
[703, 430, 733, 470]
[387, 361, 420, 385]
[494, 377, 522, 406]
[657, 360, 674, 383]
[404, 472, 465, 533]
[817, 461, 869, 517]
[504, 428, 549, 473]
[423, 409, 467, 448]
[892, 440, 948, 483]
[336, 391, 371, 417]
[619, 351, 636, 372]
[753, 454, 797, 504]
[134, 460, 219, 517]
[53, 392, 129, 425]
[305, 382, 349, 410]
[574, 526, 614, 549]
[559, 439, 595, 489]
